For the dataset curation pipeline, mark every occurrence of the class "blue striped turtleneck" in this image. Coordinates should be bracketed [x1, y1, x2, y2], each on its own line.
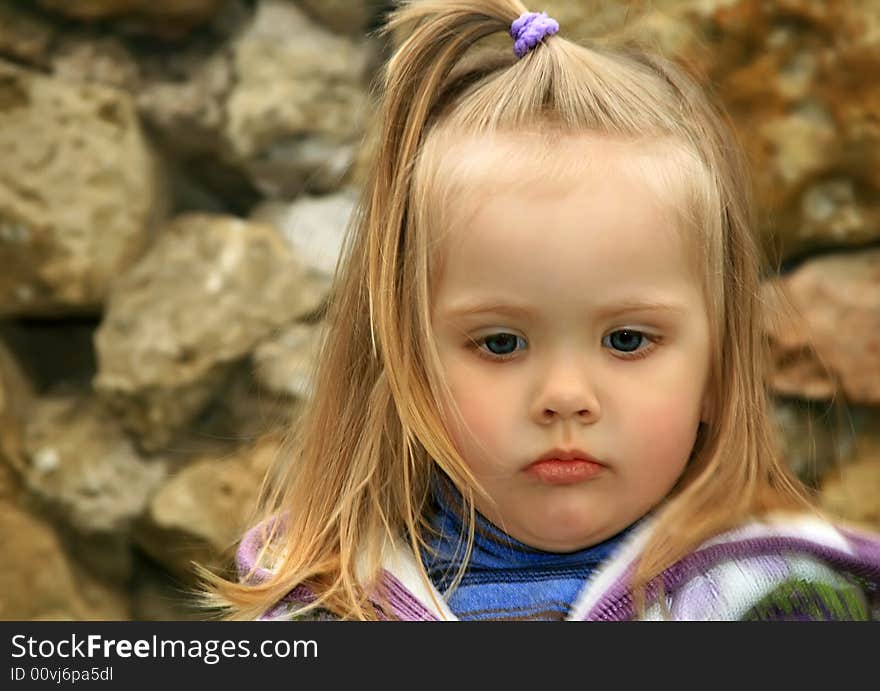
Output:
[419, 476, 639, 621]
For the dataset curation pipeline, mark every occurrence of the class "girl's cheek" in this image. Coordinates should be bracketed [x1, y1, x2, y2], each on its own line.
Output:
[448, 361, 508, 406]
[450, 388, 499, 439]
[445, 380, 512, 460]
[440, 366, 497, 428]
[630, 395, 702, 456]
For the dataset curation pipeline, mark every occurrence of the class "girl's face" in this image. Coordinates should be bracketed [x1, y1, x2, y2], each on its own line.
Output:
[430, 133, 712, 552]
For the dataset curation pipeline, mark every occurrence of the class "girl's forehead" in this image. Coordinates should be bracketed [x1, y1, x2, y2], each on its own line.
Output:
[422, 128, 710, 291]
[426, 129, 703, 233]
[427, 129, 701, 239]
[435, 129, 685, 192]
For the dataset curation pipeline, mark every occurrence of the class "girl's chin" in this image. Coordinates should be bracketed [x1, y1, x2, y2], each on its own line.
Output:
[506, 523, 615, 553]
[476, 495, 628, 551]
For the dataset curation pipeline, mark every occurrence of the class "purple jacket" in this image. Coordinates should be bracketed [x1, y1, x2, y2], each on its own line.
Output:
[237, 513, 880, 620]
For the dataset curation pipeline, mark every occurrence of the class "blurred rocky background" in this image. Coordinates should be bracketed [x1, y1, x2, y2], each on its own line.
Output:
[0, 0, 877, 620]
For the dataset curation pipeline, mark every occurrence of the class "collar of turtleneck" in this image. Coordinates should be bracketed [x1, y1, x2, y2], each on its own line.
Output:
[419, 475, 639, 620]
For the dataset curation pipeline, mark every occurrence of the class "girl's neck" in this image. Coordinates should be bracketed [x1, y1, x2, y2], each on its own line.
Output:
[423, 472, 642, 576]
[418, 472, 642, 620]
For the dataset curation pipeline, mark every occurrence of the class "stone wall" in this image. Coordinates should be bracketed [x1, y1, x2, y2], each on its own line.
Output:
[0, 0, 877, 620]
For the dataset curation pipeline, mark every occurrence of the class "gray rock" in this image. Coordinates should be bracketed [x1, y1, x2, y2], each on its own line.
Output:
[251, 188, 356, 307]
[185, 359, 300, 450]
[22, 395, 167, 535]
[93, 213, 322, 450]
[252, 321, 325, 400]
[226, 0, 370, 196]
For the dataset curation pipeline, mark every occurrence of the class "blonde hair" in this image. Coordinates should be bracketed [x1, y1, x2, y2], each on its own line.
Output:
[197, 0, 816, 620]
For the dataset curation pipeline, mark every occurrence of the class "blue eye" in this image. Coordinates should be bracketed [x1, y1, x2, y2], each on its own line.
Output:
[607, 329, 643, 352]
[473, 333, 527, 360]
[603, 329, 657, 359]
[471, 329, 658, 362]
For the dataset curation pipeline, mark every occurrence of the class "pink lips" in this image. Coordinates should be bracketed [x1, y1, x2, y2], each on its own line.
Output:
[526, 448, 605, 485]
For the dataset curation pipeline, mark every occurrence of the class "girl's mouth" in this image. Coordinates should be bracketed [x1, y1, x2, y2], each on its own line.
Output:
[525, 459, 604, 485]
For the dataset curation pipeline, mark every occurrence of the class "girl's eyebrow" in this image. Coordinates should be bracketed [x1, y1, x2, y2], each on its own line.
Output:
[440, 299, 687, 321]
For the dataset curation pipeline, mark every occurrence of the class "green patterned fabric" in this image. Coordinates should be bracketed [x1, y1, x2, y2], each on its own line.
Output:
[742, 578, 870, 621]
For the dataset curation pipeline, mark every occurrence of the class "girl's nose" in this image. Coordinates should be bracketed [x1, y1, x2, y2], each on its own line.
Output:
[532, 359, 601, 424]
[538, 402, 598, 424]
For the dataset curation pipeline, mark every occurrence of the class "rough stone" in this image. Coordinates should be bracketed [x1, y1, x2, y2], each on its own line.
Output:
[0, 339, 32, 475]
[51, 36, 141, 90]
[296, 0, 376, 35]
[0, 454, 20, 503]
[226, 0, 370, 197]
[529, 0, 880, 259]
[250, 187, 356, 302]
[0, 500, 130, 619]
[0, 60, 167, 316]
[36, 0, 224, 40]
[0, 0, 54, 67]
[22, 394, 167, 535]
[772, 396, 856, 488]
[252, 322, 325, 400]
[137, 47, 232, 158]
[191, 360, 300, 449]
[134, 435, 277, 581]
[763, 249, 880, 404]
[93, 214, 321, 450]
[819, 438, 880, 533]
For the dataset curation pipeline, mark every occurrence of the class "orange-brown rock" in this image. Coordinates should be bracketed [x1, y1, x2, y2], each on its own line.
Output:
[764, 249, 880, 403]
[820, 438, 880, 532]
[0, 500, 130, 619]
[530, 0, 880, 259]
[134, 435, 277, 581]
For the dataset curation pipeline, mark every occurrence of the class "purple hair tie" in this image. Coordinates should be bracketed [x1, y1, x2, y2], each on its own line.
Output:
[510, 11, 559, 59]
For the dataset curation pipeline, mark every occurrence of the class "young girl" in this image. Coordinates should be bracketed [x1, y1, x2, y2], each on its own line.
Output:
[200, 0, 880, 620]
